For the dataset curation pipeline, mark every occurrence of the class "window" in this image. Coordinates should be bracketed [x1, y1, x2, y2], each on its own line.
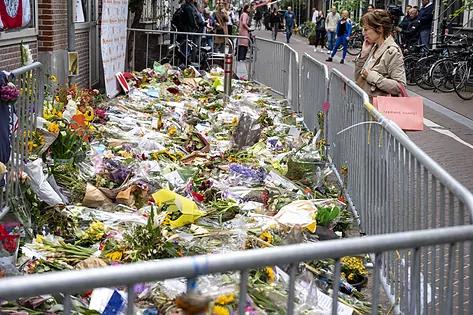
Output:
[0, 0, 38, 45]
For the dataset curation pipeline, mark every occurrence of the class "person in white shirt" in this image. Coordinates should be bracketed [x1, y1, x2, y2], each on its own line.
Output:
[311, 8, 319, 24]
[325, 6, 340, 53]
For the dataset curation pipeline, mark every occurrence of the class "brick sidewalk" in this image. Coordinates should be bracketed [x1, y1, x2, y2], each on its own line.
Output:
[254, 30, 473, 192]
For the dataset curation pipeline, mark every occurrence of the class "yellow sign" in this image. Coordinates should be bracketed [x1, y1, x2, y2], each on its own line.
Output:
[68, 52, 79, 76]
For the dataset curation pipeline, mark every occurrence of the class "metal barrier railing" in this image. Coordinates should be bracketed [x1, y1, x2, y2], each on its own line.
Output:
[300, 54, 329, 131]
[0, 62, 43, 220]
[326, 68, 473, 313]
[253, 37, 287, 97]
[126, 28, 254, 80]
[327, 68, 473, 232]
[0, 225, 471, 314]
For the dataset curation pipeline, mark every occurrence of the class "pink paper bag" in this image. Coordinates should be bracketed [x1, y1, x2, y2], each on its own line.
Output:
[373, 84, 424, 131]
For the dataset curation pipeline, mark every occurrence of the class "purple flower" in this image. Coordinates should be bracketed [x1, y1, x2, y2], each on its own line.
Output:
[0, 83, 20, 102]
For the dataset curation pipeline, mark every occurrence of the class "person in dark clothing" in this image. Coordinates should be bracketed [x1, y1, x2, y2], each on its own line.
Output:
[269, 7, 281, 41]
[401, 8, 421, 48]
[314, 11, 326, 52]
[418, 0, 433, 46]
[175, 0, 199, 43]
[284, 6, 295, 43]
[326, 10, 352, 64]
[254, 9, 263, 29]
[397, 4, 412, 32]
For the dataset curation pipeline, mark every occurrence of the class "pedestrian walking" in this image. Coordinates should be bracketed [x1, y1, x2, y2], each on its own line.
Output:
[418, 0, 433, 46]
[325, 6, 340, 53]
[354, 9, 406, 99]
[284, 6, 295, 43]
[270, 7, 280, 41]
[314, 11, 326, 52]
[326, 10, 352, 64]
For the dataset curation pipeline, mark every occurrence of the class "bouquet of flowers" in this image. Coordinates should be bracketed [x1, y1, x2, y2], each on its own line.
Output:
[0, 82, 20, 104]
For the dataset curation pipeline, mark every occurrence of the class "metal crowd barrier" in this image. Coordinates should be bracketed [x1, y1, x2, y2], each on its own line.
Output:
[0, 225, 472, 315]
[300, 54, 328, 131]
[0, 62, 43, 220]
[126, 28, 254, 80]
[252, 37, 287, 96]
[326, 69, 473, 313]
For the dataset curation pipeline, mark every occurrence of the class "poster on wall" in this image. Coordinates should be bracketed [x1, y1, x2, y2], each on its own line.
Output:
[75, 0, 85, 23]
[0, 0, 31, 30]
[101, 0, 128, 98]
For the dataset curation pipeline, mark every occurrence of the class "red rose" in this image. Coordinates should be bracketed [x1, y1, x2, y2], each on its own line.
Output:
[2, 236, 18, 253]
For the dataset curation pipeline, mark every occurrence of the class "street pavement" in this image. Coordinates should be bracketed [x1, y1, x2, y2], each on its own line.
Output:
[254, 30, 473, 193]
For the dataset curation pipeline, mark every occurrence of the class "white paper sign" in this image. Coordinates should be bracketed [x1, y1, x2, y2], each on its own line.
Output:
[101, 0, 129, 98]
[75, 0, 85, 22]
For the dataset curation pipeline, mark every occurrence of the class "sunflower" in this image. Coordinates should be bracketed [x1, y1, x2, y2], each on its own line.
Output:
[264, 266, 276, 283]
[212, 305, 230, 315]
[84, 106, 95, 122]
[259, 231, 273, 245]
[47, 122, 60, 134]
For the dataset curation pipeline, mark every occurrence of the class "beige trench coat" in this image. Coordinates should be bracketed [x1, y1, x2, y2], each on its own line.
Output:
[354, 36, 406, 99]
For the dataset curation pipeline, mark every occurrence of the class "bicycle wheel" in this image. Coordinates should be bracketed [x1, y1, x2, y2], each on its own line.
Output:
[347, 36, 363, 56]
[430, 58, 456, 93]
[415, 56, 436, 90]
[404, 56, 419, 86]
[454, 64, 473, 100]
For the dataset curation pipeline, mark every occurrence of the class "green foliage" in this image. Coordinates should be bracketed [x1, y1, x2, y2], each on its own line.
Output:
[332, 0, 361, 14]
[316, 205, 340, 227]
[124, 206, 182, 262]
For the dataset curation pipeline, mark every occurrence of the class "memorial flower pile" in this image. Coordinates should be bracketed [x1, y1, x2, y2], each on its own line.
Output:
[0, 63, 378, 315]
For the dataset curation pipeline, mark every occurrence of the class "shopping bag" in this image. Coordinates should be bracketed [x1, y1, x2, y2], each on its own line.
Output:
[373, 83, 424, 131]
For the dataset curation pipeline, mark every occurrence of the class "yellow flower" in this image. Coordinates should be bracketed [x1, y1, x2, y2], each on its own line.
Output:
[55, 96, 60, 103]
[84, 106, 95, 121]
[48, 122, 60, 134]
[35, 234, 44, 244]
[167, 125, 177, 136]
[56, 111, 63, 118]
[215, 293, 235, 305]
[259, 231, 273, 245]
[105, 251, 123, 261]
[264, 266, 276, 283]
[118, 150, 133, 159]
[231, 116, 239, 127]
[27, 140, 34, 152]
[212, 305, 230, 315]
[50, 75, 57, 83]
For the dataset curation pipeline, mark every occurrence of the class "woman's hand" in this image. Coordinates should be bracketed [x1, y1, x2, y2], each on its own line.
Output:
[361, 40, 373, 56]
[360, 69, 369, 79]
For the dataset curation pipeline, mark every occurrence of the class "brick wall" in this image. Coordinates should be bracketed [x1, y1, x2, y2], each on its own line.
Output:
[76, 30, 90, 87]
[0, 41, 38, 71]
[38, 0, 68, 51]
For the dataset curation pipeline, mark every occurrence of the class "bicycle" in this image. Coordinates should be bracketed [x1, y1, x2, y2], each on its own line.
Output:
[453, 53, 473, 100]
[347, 23, 363, 56]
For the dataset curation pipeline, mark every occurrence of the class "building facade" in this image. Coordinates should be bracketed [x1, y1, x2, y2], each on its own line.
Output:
[0, 0, 101, 88]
